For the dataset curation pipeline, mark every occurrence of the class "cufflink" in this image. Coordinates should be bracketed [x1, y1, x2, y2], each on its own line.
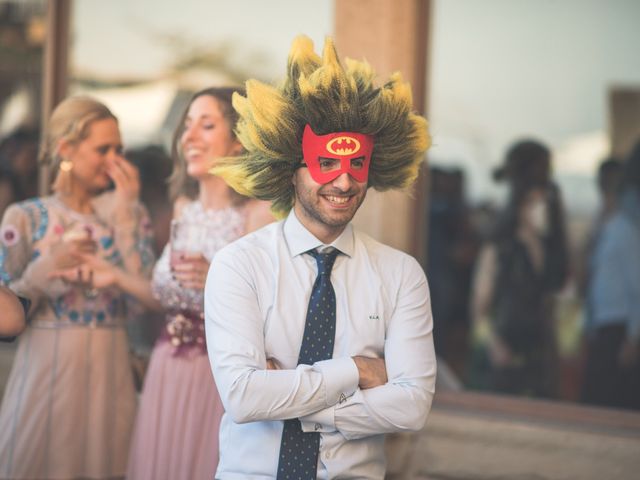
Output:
[314, 423, 322, 431]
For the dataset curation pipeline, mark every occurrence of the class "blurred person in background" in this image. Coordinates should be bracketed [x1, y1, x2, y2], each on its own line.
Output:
[124, 86, 274, 480]
[126, 145, 173, 256]
[578, 157, 623, 298]
[124, 146, 174, 383]
[0, 96, 155, 479]
[47, 87, 273, 480]
[470, 139, 569, 398]
[594, 158, 625, 229]
[0, 127, 39, 217]
[427, 166, 478, 377]
[47, 88, 274, 479]
[582, 140, 640, 410]
[0, 169, 18, 227]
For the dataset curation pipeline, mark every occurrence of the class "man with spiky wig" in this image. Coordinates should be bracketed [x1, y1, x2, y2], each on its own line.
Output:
[204, 36, 436, 479]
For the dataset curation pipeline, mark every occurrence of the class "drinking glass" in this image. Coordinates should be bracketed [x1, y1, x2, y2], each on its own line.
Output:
[169, 219, 207, 268]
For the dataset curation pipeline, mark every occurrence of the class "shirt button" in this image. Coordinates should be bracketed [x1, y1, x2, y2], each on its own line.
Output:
[314, 423, 322, 431]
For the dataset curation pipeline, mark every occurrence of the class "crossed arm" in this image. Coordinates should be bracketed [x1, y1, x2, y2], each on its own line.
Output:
[205, 251, 436, 439]
[267, 356, 387, 390]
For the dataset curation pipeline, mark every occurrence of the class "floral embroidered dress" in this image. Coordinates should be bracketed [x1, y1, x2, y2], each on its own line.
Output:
[127, 201, 245, 480]
[0, 194, 154, 480]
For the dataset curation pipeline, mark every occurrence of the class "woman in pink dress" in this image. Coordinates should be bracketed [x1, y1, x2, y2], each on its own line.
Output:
[124, 87, 273, 479]
[0, 96, 155, 479]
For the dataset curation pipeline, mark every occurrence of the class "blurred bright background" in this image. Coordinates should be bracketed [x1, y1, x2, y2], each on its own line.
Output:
[2, 0, 640, 406]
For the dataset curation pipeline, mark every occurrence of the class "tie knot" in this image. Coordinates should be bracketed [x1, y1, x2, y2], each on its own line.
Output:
[309, 248, 339, 276]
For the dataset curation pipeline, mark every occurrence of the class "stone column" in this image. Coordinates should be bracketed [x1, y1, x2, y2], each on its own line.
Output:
[335, 0, 431, 261]
[39, 0, 72, 195]
[609, 87, 640, 159]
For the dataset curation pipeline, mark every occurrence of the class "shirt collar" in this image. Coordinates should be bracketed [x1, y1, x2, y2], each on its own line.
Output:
[284, 209, 355, 258]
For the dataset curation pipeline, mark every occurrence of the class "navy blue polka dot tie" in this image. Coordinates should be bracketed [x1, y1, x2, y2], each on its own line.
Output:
[276, 248, 339, 480]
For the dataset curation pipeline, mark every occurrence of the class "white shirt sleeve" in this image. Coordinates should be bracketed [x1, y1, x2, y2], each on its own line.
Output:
[205, 246, 359, 425]
[301, 256, 437, 439]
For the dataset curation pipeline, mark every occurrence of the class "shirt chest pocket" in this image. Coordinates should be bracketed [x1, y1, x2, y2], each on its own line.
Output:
[337, 300, 387, 358]
[263, 282, 388, 363]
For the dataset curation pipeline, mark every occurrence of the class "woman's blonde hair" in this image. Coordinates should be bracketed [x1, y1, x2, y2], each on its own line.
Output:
[211, 35, 431, 217]
[40, 96, 117, 179]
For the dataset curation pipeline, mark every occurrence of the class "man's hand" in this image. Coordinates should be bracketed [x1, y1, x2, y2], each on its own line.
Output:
[353, 356, 387, 389]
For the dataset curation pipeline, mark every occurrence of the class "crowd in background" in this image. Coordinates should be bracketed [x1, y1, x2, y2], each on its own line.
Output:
[427, 138, 640, 411]
[0, 89, 272, 479]
[2, 118, 639, 413]
[0, 98, 638, 479]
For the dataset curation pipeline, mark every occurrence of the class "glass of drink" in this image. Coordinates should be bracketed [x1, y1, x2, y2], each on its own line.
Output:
[169, 219, 207, 268]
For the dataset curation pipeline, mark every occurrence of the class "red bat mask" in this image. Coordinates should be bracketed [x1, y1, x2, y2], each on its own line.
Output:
[301, 124, 374, 184]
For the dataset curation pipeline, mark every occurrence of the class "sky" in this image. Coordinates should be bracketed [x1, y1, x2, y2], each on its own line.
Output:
[69, 0, 640, 212]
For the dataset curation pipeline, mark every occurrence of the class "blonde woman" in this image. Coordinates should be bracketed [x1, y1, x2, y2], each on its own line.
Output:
[0, 96, 155, 479]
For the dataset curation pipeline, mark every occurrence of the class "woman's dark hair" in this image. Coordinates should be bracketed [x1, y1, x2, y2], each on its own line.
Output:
[168, 86, 246, 202]
[493, 139, 551, 191]
[490, 139, 554, 241]
[490, 181, 569, 292]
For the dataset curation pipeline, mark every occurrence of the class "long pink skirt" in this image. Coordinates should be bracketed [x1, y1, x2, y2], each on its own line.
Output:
[126, 342, 223, 480]
[0, 326, 136, 479]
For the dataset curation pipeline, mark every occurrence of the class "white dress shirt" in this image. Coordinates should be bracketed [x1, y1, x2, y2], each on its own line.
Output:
[205, 210, 436, 479]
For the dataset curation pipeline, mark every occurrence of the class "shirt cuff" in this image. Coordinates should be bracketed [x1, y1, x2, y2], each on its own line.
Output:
[312, 356, 359, 406]
[300, 407, 335, 433]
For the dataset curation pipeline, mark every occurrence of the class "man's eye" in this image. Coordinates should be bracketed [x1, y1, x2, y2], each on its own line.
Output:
[319, 158, 339, 170]
[351, 157, 365, 169]
[97, 146, 109, 155]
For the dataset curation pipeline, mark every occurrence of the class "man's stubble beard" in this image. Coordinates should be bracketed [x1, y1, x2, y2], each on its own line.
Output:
[295, 185, 367, 229]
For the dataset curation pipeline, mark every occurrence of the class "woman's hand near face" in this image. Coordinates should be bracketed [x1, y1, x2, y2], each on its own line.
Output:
[170, 253, 210, 290]
[107, 155, 140, 217]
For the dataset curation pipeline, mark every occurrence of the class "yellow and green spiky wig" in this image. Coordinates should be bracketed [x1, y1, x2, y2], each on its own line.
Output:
[211, 35, 431, 217]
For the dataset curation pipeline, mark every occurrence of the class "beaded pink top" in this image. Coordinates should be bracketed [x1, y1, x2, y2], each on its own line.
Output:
[151, 201, 245, 354]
